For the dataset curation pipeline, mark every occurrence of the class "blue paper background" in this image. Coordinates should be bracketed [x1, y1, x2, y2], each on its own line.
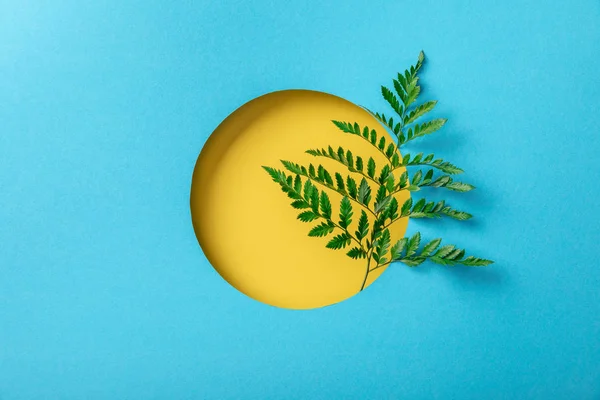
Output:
[1, 1, 599, 399]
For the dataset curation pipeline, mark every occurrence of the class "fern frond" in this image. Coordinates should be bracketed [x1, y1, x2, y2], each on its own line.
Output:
[264, 51, 493, 293]
[403, 198, 473, 221]
[404, 100, 437, 125]
[391, 232, 493, 267]
[305, 146, 378, 185]
[405, 232, 421, 257]
[393, 52, 424, 109]
[279, 160, 376, 217]
[339, 197, 353, 229]
[397, 152, 463, 174]
[373, 229, 391, 264]
[331, 120, 394, 162]
[404, 169, 475, 192]
[326, 233, 352, 249]
[366, 110, 403, 137]
[381, 86, 404, 118]
[297, 210, 319, 222]
[356, 210, 369, 241]
[347, 247, 367, 259]
[319, 191, 332, 219]
[399, 119, 447, 145]
[357, 178, 372, 207]
[308, 222, 335, 237]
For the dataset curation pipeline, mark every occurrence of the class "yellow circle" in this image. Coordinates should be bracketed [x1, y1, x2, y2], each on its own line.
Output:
[190, 90, 409, 309]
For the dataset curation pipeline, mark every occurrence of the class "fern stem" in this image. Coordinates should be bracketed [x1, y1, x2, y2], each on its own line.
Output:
[360, 256, 372, 291]
[382, 216, 405, 231]
[369, 262, 389, 273]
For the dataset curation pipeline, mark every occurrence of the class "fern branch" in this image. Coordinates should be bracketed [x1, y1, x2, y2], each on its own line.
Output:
[384, 232, 494, 267]
[263, 51, 493, 294]
[366, 110, 403, 138]
[331, 120, 396, 163]
[393, 152, 463, 175]
[402, 169, 475, 192]
[262, 166, 367, 252]
[399, 198, 472, 221]
[305, 147, 380, 187]
[397, 119, 447, 145]
[279, 160, 378, 218]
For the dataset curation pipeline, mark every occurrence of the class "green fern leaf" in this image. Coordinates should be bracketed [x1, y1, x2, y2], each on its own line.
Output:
[421, 238, 442, 257]
[401, 119, 447, 144]
[293, 175, 302, 193]
[378, 165, 391, 184]
[411, 170, 423, 185]
[381, 86, 404, 117]
[385, 197, 399, 220]
[398, 257, 427, 267]
[373, 229, 391, 264]
[429, 256, 457, 266]
[390, 237, 408, 260]
[347, 247, 367, 259]
[303, 179, 314, 199]
[355, 156, 364, 172]
[297, 210, 319, 222]
[460, 256, 494, 266]
[401, 198, 413, 217]
[346, 176, 358, 199]
[404, 100, 437, 125]
[378, 136, 386, 151]
[357, 178, 372, 206]
[308, 222, 335, 237]
[433, 245, 456, 258]
[393, 78, 408, 104]
[319, 191, 332, 219]
[309, 186, 320, 213]
[326, 233, 352, 249]
[281, 160, 304, 175]
[335, 172, 345, 191]
[375, 196, 391, 214]
[369, 129, 377, 145]
[356, 210, 369, 240]
[262, 166, 283, 183]
[367, 158, 376, 179]
[339, 197, 353, 229]
[406, 232, 421, 257]
[291, 199, 309, 209]
[441, 208, 473, 221]
[375, 185, 387, 204]
[445, 181, 476, 192]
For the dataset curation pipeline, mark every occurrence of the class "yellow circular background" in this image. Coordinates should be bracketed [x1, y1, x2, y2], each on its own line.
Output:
[190, 90, 409, 309]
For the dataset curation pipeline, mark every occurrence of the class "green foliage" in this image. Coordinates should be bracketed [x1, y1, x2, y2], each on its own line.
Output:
[263, 51, 493, 292]
[400, 152, 464, 174]
[326, 233, 352, 249]
[356, 210, 369, 241]
[404, 100, 437, 125]
[373, 229, 391, 264]
[347, 247, 367, 259]
[381, 86, 404, 117]
[391, 233, 493, 267]
[399, 119, 447, 145]
[309, 222, 335, 237]
[339, 197, 353, 229]
[357, 178, 372, 207]
[399, 198, 473, 220]
[331, 120, 394, 162]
